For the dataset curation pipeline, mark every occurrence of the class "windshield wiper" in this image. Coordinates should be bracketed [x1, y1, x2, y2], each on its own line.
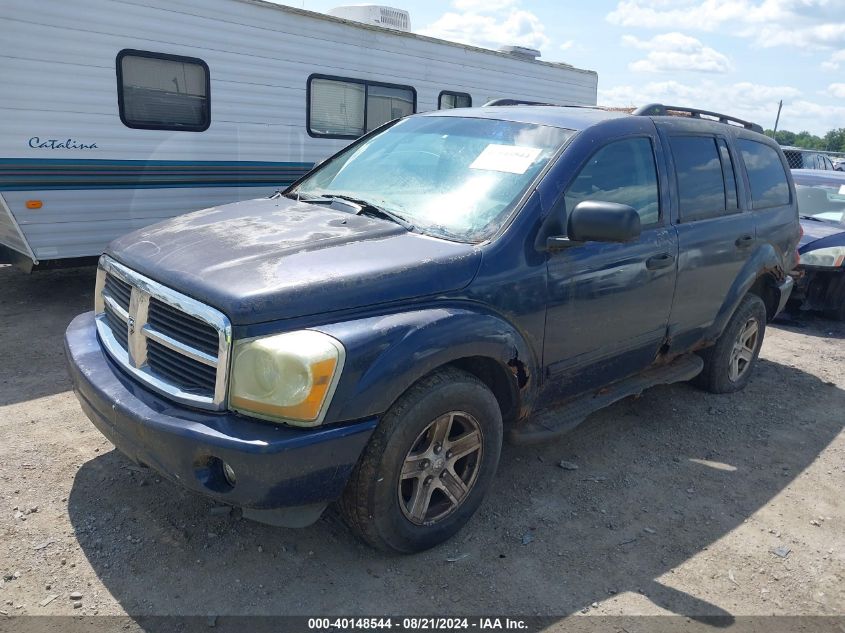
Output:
[320, 194, 416, 232]
[799, 214, 828, 222]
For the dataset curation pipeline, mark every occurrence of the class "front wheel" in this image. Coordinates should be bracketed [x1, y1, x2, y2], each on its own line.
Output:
[694, 293, 767, 394]
[339, 368, 503, 553]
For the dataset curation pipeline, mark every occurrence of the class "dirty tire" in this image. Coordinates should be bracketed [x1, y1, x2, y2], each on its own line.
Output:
[339, 367, 503, 554]
[694, 293, 767, 394]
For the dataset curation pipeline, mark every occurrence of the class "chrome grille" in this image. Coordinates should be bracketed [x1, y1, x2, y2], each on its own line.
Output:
[104, 274, 131, 311]
[94, 256, 232, 410]
[147, 339, 217, 395]
[148, 298, 219, 356]
[103, 302, 129, 350]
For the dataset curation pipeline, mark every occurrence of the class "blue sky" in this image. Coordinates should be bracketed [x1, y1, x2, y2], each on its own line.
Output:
[282, 0, 845, 135]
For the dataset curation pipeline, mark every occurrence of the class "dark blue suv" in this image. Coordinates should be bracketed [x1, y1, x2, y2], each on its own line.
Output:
[65, 104, 800, 553]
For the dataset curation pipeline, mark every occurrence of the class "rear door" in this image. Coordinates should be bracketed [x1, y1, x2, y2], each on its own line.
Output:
[662, 132, 756, 352]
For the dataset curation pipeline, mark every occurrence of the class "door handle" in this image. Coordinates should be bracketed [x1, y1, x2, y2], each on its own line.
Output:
[646, 253, 675, 270]
[735, 234, 755, 248]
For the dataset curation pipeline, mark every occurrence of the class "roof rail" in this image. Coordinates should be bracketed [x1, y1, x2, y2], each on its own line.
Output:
[633, 103, 764, 133]
[483, 98, 554, 107]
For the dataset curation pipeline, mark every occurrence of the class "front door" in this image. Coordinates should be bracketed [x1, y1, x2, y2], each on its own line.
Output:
[543, 135, 678, 401]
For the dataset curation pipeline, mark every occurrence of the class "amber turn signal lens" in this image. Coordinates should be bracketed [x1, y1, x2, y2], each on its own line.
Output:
[25, 200, 43, 209]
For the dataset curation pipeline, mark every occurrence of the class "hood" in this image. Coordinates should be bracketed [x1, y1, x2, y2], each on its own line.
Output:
[107, 197, 481, 325]
[798, 218, 845, 252]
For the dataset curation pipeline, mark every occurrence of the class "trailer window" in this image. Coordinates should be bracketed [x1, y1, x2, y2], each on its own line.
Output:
[439, 92, 472, 110]
[366, 85, 414, 132]
[117, 50, 210, 132]
[308, 75, 416, 139]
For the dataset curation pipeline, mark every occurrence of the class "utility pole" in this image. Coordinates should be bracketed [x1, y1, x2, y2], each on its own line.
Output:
[772, 100, 783, 140]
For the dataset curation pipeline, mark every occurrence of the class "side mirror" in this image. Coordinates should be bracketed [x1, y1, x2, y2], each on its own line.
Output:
[567, 200, 641, 244]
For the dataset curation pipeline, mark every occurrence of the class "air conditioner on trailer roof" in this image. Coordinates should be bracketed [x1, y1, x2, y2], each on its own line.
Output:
[328, 5, 412, 32]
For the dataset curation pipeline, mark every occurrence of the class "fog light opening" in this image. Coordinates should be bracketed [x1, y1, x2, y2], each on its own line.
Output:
[193, 456, 236, 493]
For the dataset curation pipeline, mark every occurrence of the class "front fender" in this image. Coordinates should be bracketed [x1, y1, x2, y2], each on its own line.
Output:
[315, 307, 539, 425]
[707, 243, 785, 341]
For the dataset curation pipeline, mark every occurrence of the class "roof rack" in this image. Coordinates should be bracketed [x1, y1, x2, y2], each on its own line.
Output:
[483, 98, 554, 107]
[633, 103, 764, 133]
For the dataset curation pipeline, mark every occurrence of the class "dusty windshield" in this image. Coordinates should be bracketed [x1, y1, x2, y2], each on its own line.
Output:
[290, 116, 573, 242]
[795, 175, 845, 225]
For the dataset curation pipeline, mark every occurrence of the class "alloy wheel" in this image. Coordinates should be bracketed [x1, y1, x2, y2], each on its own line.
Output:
[729, 316, 759, 381]
[398, 411, 484, 526]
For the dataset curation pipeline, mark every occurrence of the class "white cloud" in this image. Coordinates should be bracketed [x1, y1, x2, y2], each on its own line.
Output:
[598, 79, 845, 135]
[828, 83, 845, 99]
[452, 0, 517, 11]
[608, 1, 779, 31]
[748, 21, 845, 50]
[622, 32, 733, 73]
[822, 50, 845, 69]
[607, 1, 845, 52]
[420, 0, 551, 52]
[559, 40, 575, 51]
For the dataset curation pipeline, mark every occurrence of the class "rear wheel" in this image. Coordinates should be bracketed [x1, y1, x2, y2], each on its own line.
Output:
[695, 294, 767, 394]
[340, 368, 502, 553]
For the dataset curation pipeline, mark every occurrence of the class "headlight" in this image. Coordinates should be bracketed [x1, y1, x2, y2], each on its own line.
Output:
[799, 246, 845, 268]
[229, 330, 345, 427]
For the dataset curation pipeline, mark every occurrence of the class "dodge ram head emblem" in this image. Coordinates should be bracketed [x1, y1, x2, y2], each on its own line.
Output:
[127, 315, 136, 335]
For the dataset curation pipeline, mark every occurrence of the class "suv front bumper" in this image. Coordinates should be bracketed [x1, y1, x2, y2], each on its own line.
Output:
[64, 312, 376, 526]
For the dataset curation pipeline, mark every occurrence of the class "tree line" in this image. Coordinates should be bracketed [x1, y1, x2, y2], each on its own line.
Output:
[764, 128, 845, 153]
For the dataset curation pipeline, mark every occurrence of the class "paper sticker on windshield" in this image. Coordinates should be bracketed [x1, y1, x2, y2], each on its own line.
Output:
[839, 185, 845, 196]
[470, 144, 543, 174]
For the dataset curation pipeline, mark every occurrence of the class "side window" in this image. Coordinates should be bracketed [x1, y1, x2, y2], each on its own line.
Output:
[564, 137, 660, 227]
[117, 50, 210, 132]
[309, 77, 366, 137]
[737, 139, 791, 209]
[670, 136, 729, 222]
[366, 85, 414, 132]
[716, 139, 739, 210]
[439, 92, 472, 110]
[308, 76, 415, 139]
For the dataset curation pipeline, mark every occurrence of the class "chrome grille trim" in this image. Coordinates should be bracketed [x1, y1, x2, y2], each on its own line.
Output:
[94, 255, 232, 410]
[103, 293, 129, 321]
[104, 274, 131, 311]
[142, 324, 219, 367]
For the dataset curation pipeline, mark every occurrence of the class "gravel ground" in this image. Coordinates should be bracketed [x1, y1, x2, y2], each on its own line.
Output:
[0, 263, 843, 622]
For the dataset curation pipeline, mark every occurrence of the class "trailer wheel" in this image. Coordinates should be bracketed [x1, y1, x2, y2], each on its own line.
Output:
[340, 367, 502, 553]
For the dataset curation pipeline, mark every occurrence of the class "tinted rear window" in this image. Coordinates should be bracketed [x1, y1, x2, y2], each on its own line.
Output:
[670, 136, 727, 222]
[738, 139, 791, 209]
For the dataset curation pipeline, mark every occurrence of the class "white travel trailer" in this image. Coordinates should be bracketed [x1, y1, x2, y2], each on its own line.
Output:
[0, 0, 598, 270]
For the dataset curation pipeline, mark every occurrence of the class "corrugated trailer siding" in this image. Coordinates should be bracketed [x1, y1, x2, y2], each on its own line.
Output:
[0, 159, 314, 191]
[0, 196, 33, 258]
[3, 0, 596, 119]
[0, 0, 597, 260]
[3, 186, 272, 260]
